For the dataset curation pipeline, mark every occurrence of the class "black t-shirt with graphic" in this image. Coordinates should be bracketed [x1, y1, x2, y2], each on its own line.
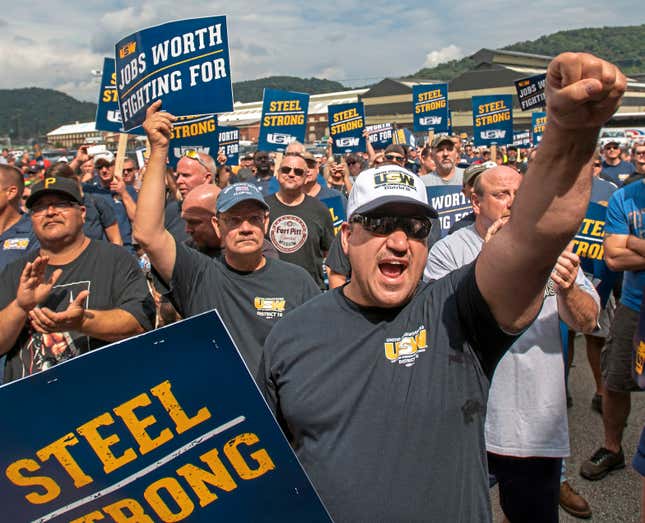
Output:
[0, 240, 155, 383]
[265, 194, 334, 289]
[161, 241, 320, 375]
[258, 262, 517, 523]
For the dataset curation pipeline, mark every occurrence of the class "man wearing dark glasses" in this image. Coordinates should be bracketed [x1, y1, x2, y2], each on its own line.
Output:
[599, 140, 634, 185]
[265, 154, 334, 290]
[258, 53, 626, 522]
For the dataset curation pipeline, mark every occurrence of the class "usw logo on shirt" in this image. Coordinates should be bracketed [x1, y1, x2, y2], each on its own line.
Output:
[384, 325, 427, 367]
[254, 297, 286, 320]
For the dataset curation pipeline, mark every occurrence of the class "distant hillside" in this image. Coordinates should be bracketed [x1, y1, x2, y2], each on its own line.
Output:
[0, 88, 97, 141]
[233, 76, 346, 102]
[410, 24, 645, 79]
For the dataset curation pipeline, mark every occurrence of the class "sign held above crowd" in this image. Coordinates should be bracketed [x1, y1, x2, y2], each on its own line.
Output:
[472, 95, 514, 147]
[115, 16, 234, 131]
[514, 73, 547, 111]
[168, 114, 219, 167]
[328, 102, 366, 154]
[257, 89, 310, 152]
[412, 84, 449, 133]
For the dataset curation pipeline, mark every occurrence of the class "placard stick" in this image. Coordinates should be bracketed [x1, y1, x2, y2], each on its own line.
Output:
[427, 130, 435, 147]
[491, 145, 497, 163]
[273, 152, 283, 177]
[114, 133, 128, 179]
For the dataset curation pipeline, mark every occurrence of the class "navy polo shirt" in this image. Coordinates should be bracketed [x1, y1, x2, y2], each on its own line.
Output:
[0, 213, 39, 272]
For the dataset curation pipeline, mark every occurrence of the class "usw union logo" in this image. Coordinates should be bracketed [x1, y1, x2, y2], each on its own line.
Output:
[384, 326, 427, 367]
[373, 170, 416, 189]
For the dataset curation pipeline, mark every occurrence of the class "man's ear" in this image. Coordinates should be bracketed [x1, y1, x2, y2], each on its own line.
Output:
[340, 222, 351, 256]
[212, 215, 221, 239]
[471, 192, 481, 215]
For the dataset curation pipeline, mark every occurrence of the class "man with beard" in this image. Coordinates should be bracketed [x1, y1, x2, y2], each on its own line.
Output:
[420, 134, 464, 186]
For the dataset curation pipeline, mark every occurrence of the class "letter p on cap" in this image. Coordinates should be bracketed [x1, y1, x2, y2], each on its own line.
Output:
[44, 177, 56, 189]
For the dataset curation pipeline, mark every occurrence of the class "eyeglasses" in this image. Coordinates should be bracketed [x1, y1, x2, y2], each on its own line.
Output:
[350, 214, 432, 240]
[634, 151, 645, 157]
[346, 160, 357, 165]
[279, 166, 306, 177]
[123, 168, 135, 173]
[593, 162, 601, 167]
[219, 214, 266, 228]
[183, 149, 210, 171]
[384, 154, 405, 163]
[30, 200, 79, 215]
[604, 145, 620, 150]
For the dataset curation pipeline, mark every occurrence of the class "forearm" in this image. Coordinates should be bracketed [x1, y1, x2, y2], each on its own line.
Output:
[0, 301, 28, 355]
[605, 244, 645, 271]
[625, 235, 645, 260]
[557, 285, 599, 333]
[104, 223, 123, 245]
[133, 146, 169, 248]
[120, 191, 137, 222]
[80, 309, 145, 342]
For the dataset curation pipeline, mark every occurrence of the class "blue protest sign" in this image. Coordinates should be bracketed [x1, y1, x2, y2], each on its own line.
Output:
[472, 95, 513, 147]
[365, 123, 393, 149]
[392, 128, 416, 148]
[219, 126, 239, 165]
[0, 311, 331, 523]
[413, 84, 449, 132]
[514, 73, 547, 111]
[426, 186, 471, 237]
[257, 89, 309, 152]
[329, 102, 366, 154]
[532, 112, 547, 146]
[320, 195, 346, 236]
[168, 114, 218, 167]
[115, 16, 233, 131]
[447, 110, 453, 134]
[95, 58, 144, 135]
[573, 202, 617, 307]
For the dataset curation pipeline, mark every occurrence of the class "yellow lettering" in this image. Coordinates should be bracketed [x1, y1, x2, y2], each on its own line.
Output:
[223, 433, 275, 480]
[144, 477, 195, 522]
[77, 413, 137, 474]
[591, 220, 605, 237]
[150, 380, 211, 434]
[5, 459, 61, 505]
[36, 433, 93, 488]
[69, 511, 105, 523]
[103, 498, 154, 523]
[176, 448, 238, 507]
[113, 393, 174, 456]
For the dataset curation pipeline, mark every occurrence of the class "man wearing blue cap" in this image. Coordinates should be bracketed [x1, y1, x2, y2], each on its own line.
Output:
[135, 101, 320, 375]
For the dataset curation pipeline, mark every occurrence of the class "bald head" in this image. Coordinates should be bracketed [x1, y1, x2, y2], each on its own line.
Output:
[0, 164, 24, 210]
[472, 166, 522, 235]
[182, 183, 221, 214]
[285, 141, 305, 155]
[181, 184, 222, 251]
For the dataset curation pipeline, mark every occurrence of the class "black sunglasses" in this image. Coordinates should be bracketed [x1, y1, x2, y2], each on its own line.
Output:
[279, 166, 306, 177]
[350, 214, 432, 239]
[385, 154, 405, 162]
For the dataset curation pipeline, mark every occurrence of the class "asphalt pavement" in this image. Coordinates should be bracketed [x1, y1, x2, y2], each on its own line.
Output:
[491, 334, 644, 522]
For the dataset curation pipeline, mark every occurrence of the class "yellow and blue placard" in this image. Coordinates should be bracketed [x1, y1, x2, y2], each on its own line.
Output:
[472, 95, 513, 147]
[531, 111, 547, 146]
[115, 16, 233, 131]
[573, 202, 617, 307]
[365, 123, 393, 149]
[413, 84, 449, 132]
[514, 73, 547, 111]
[219, 126, 239, 166]
[320, 195, 346, 236]
[0, 311, 332, 522]
[257, 89, 310, 152]
[426, 186, 471, 237]
[168, 114, 218, 167]
[95, 58, 143, 135]
[329, 102, 366, 154]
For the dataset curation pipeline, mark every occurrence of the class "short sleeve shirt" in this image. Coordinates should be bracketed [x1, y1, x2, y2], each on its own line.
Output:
[0, 213, 39, 271]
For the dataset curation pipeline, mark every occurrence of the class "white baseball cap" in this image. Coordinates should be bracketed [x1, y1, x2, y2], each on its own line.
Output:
[347, 165, 437, 219]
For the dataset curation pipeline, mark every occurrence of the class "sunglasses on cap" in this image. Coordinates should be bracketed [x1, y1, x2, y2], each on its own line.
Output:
[279, 165, 306, 177]
[350, 214, 432, 240]
[182, 149, 210, 171]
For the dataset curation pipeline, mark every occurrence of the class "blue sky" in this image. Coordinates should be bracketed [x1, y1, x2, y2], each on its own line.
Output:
[0, 1, 642, 101]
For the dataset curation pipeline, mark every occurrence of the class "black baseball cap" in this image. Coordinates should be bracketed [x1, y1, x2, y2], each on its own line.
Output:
[26, 176, 83, 209]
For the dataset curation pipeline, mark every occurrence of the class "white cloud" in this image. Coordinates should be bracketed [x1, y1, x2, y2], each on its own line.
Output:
[423, 45, 463, 69]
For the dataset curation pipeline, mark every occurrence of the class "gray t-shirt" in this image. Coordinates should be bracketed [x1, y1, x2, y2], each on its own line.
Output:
[425, 224, 483, 281]
[420, 167, 464, 187]
[163, 241, 320, 375]
[259, 263, 516, 522]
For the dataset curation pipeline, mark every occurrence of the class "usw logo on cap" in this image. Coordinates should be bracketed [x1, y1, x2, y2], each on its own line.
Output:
[373, 170, 416, 189]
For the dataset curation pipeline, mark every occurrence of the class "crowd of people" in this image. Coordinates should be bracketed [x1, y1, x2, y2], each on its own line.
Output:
[0, 52, 643, 522]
